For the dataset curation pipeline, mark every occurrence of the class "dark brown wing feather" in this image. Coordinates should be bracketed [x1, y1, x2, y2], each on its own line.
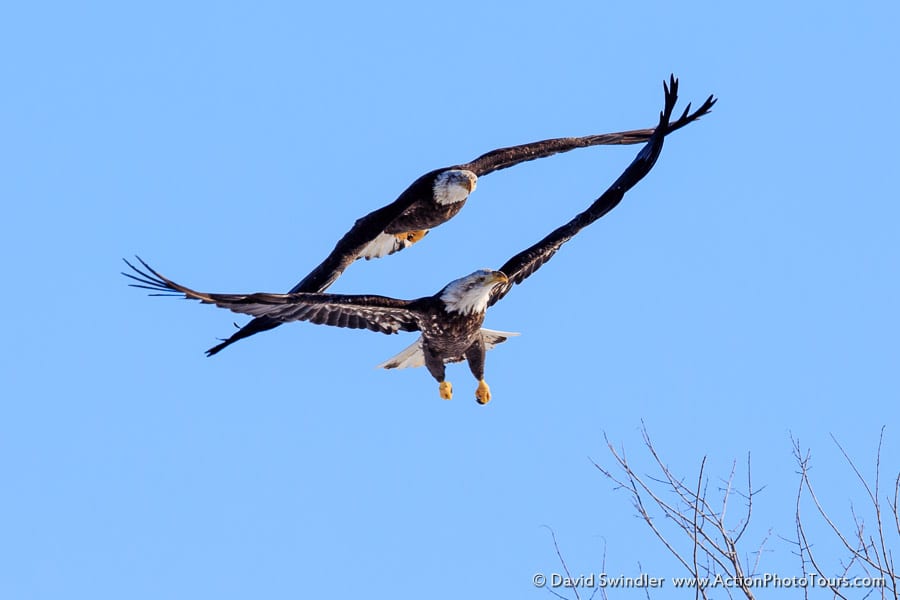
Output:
[123, 257, 423, 335]
[489, 75, 704, 306]
[459, 91, 715, 177]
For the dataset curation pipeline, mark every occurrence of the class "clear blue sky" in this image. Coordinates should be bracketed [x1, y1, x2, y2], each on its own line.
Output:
[3, 1, 898, 598]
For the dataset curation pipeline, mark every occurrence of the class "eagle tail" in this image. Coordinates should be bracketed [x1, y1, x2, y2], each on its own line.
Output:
[375, 328, 520, 370]
[480, 328, 522, 349]
[358, 230, 429, 261]
[359, 232, 402, 260]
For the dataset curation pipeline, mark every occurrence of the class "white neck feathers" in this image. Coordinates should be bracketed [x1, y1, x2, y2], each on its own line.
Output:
[439, 270, 498, 315]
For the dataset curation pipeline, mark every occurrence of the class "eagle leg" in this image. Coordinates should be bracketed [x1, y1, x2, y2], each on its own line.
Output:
[424, 344, 452, 400]
[475, 380, 491, 405]
[463, 336, 490, 404]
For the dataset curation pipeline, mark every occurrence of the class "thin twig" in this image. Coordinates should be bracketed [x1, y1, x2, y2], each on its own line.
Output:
[544, 526, 580, 600]
[792, 435, 849, 599]
[693, 456, 706, 600]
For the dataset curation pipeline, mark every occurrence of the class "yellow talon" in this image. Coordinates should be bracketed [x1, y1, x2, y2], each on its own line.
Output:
[439, 380, 453, 400]
[475, 380, 491, 405]
[396, 230, 429, 245]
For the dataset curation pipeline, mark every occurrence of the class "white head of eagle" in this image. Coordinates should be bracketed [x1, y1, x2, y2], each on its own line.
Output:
[439, 269, 508, 315]
[433, 169, 477, 205]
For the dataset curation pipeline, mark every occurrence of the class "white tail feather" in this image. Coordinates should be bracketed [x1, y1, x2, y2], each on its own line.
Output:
[375, 328, 520, 370]
[375, 337, 426, 370]
[359, 232, 399, 260]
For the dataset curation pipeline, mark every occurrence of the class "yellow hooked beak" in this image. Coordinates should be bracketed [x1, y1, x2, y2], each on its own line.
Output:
[464, 172, 477, 193]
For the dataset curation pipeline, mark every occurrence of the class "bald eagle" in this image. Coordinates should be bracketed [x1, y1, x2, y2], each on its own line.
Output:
[125, 76, 708, 403]
[204, 83, 716, 356]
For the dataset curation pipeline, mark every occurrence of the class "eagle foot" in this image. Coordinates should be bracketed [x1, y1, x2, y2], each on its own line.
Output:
[397, 230, 429, 246]
[439, 381, 453, 400]
[475, 380, 491, 405]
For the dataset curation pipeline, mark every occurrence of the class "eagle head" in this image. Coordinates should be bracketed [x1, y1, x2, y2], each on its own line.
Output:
[439, 269, 508, 315]
[433, 169, 477, 206]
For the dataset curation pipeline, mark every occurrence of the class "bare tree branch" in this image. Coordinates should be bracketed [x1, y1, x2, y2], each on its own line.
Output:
[543, 526, 581, 600]
[549, 428, 896, 599]
[594, 425, 759, 599]
[793, 432, 899, 600]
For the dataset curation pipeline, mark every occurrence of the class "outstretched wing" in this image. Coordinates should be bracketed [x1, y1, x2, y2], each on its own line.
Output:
[489, 75, 705, 306]
[288, 169, 444, 295]
[279, 88, 715, 294]
[459, 91, 715, 177]
[278, 92, 716, 294]
[123, 257, 423, 335]
[203, 171, 442, 354]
